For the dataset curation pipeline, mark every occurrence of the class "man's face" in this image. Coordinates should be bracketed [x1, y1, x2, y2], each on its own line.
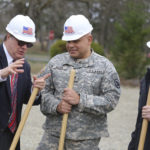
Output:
[5, 34, 33, 60]
[66, 34, 92, 59]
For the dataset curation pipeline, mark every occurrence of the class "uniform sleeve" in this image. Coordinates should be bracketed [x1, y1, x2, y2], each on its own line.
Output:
[78, 61, 121, 115]
[40, 63, 60, 115]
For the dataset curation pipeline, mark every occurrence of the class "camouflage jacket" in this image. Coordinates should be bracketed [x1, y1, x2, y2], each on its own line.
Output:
[40, 51, 121, 140]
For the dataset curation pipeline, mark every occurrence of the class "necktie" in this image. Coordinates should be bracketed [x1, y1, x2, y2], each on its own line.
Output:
[8, 73, 18, 133]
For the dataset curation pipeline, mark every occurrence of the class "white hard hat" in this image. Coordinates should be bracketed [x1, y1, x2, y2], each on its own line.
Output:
[62, 14, 93, 41]
[6, 14, 36, 43]
[147, 41, 150, 48]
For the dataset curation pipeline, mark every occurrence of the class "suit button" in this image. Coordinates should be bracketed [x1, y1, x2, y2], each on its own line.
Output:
[8, 112, 10, 116]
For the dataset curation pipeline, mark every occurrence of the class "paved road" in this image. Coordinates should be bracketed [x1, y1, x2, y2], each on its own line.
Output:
[20, 86, 139, 150]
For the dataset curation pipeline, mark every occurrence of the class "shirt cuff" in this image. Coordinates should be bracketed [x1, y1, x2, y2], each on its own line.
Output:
[0, 70, 7, 82]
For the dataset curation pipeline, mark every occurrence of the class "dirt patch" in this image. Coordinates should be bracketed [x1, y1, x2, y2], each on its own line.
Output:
[120, 78, 140, 87]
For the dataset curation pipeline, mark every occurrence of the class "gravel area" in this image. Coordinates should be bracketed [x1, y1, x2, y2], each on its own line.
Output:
[20, 86, 139, 150]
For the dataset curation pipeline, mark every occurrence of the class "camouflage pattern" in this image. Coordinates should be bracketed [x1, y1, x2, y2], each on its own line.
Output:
[40, 50, 121, 140]
[37, 131, 100, 150]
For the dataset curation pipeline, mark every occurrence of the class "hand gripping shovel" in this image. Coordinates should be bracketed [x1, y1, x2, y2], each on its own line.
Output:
[138, 88, 150, 150]
[58, 69, 76, 150]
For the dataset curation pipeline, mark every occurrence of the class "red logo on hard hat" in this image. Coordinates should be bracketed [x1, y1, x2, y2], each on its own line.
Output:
[65, 26, 74, 34]
[22, 26, 33, 35]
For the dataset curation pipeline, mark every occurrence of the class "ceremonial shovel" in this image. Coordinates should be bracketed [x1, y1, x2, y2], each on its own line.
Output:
[58, 69, 76, 150]
[9, 73, 49, 150]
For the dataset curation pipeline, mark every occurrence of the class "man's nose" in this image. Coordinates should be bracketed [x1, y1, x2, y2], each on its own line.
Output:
[21, 44, 28, 49]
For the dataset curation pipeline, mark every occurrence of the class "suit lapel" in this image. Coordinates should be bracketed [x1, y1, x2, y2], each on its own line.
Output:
[17, 72, 23, 103]
[0, 44, 12, 103]
[0, 44, 8, 69]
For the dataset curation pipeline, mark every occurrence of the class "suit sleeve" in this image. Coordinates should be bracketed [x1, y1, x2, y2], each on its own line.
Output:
[128, 78, 146, 150]
[22, 61, 41, 105]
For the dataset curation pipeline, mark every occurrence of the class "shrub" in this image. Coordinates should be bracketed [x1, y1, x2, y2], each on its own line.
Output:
[91, 42, 105, 56]
[50, 40, 67, 58]
[50, 39, 104, 58]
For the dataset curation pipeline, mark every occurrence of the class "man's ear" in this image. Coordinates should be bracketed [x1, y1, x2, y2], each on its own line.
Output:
[6, 33, 11, 40]
[88, 34, 93, 45]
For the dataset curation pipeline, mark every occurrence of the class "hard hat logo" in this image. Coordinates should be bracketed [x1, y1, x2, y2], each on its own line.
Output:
[65, 26, 74, 34]
[22, 26, 33, 35]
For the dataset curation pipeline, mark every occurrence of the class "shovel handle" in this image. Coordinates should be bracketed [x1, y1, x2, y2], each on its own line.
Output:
[58, 69, 76, 150]
[9, 88, 39, 150]
[138, 88, 150, 150]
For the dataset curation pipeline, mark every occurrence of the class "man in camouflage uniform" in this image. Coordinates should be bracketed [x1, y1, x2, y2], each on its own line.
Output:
[37, 14, 121, 150]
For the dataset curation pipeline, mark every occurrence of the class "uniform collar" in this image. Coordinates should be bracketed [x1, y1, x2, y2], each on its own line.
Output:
[63, 49, 95, 68]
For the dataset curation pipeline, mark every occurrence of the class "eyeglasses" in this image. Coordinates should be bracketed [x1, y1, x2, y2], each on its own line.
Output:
[11, 35, 33, 48]
[17, 40, 33, 48]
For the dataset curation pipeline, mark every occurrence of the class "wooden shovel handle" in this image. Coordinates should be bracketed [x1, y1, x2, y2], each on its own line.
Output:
[138, 88, 150, 150]
[9, 88, 39, 150]
[58, 69, 76, 150]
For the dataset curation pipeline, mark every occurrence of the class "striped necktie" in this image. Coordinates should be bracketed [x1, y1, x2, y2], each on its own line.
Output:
[8, 73, 18, 133]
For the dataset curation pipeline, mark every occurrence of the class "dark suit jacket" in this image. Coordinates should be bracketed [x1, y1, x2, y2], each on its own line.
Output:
[128, 68, 150, 150]
[0, 44, 41, 132]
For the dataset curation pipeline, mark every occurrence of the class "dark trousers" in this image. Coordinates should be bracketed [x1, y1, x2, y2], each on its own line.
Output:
[0, 128, 20, 150]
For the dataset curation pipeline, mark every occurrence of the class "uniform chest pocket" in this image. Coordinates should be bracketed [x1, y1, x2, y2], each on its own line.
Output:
[78, 71, 102, 95]
[52, 67, 72, 90]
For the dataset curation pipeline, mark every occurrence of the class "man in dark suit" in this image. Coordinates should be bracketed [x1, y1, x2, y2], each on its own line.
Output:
[128, 41, 150, 150]
[0, 14, 49, 150]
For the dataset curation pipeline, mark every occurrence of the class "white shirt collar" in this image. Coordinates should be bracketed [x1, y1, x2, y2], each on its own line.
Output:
[3, 43, 13, 65]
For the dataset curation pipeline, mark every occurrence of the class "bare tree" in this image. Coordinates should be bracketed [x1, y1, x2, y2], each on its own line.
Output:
[1, 0, 150, 53]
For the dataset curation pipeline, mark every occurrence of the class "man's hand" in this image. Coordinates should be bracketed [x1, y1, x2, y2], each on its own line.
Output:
[56, 88, 80, 114]
[57, 100, 72, 114]
[62, 88, 80, 105]
[142, 105, 150, 121]
[0, 58, 24, 79]
[33, 74, 50, 91]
